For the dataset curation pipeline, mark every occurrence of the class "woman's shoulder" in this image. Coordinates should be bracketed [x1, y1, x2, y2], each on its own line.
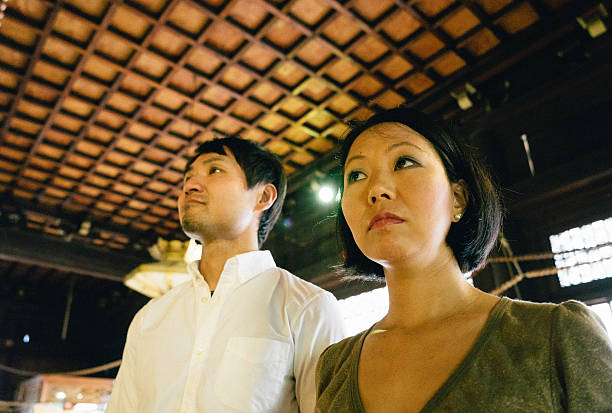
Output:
[500, 297, 586, 321]
[317, 328, 370, 378]
[503, 298, 597, 322]
[321, 329, 369, 361]
[495, 298, 608, 345]
[544, 300, 610, 347]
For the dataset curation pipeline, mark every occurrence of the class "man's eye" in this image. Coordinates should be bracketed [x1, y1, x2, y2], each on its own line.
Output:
[346, 170, 366, 183]
[209, 167, 221, 174]
[394, 157, 416, 171]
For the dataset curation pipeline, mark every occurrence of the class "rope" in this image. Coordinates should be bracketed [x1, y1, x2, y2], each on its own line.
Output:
[490, 256, 611, 295]
[0, 359, 121, 377]
[486, 242, 612, 263]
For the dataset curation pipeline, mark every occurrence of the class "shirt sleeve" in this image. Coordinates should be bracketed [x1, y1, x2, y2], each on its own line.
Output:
[105, 308, 144, 412]
[551, 300, 612, 412]
[292, 291, 347, 413]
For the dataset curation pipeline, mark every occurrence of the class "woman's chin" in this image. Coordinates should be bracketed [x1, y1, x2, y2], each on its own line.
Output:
[363, 244, 413, 266]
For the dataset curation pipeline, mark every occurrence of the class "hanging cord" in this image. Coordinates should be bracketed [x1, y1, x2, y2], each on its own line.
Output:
[486, 241, 612, 263]
[496, 235, 524, 299]
[0, 359, 121, 377]
[482, 240, 611, 295]
[489, 255, 611, 295]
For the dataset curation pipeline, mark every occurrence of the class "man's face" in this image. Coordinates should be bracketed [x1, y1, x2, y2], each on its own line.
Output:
[178, 148, 260, 244]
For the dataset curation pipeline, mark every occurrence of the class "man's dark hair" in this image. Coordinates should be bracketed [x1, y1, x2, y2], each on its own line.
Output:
[337, 106, 502, 276]
[185, 136, 287, 247]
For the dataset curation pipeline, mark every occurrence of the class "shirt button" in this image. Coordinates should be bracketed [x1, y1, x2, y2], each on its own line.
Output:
[196, 350, 203, 356]
[201, 296, 207, 303]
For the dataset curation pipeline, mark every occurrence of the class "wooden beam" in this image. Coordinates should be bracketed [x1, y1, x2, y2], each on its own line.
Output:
[0, 228, 149, 282]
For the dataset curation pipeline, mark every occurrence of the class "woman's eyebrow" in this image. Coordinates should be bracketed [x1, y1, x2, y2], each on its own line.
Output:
[345, 154, 365, 167]
[387, 141, 424, 153]
[345, 141, 425, 167]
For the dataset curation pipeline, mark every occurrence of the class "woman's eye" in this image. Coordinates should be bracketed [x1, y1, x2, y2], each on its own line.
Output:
[346, 170, 366, 183]
[395, 157, 416, 171]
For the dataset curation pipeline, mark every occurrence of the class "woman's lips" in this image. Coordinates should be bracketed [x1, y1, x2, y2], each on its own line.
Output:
[368, 212, 405, 230]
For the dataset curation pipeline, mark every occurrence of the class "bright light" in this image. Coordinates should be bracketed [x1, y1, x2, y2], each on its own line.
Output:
[549, 217, 612, 287]
[338, 287, 389, 336]
[74, 403, 99, 411]
[318, 186, 335, 203]
[22, 334, 30, 343]
[282, 217, 293, 228]
[56, 391, 67, 400]
[589, 301, 612, 340]
[184, 238, 201, 263]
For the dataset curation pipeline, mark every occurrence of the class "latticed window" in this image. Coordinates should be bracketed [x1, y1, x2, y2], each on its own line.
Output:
[588, 300, 612, 339]
[549, 218, 612, 287]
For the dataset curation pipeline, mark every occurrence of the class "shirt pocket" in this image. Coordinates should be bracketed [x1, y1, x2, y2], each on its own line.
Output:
[214, 337, 291, 412]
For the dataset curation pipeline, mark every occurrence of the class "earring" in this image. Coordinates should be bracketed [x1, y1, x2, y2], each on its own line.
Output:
[454, 213, 462, 221]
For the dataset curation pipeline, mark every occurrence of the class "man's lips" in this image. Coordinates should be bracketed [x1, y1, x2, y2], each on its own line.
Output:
[184, 198, 206, 205]
[368, 212, 405, 230]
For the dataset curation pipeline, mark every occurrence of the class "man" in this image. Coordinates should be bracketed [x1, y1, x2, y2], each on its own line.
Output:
[107, 137, 346, 413]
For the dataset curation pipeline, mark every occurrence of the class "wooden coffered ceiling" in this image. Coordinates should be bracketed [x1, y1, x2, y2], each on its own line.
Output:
[0, 0, 604, 253]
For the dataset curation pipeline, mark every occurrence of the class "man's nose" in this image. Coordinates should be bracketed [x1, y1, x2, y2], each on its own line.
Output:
[183, 178, 203, 193]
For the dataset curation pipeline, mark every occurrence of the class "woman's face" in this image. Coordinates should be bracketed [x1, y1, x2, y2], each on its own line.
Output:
[341, 122, 465, 269]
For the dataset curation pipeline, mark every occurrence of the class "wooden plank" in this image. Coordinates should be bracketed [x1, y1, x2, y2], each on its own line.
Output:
[0, 227, 149, 281]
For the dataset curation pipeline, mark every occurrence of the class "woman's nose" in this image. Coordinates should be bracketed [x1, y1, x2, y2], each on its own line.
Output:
[367, 175, 394, 205]
[370, 192, 391, 204]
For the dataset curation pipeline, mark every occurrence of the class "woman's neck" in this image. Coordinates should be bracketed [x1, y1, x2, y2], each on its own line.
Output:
[378, 253, 486, 331]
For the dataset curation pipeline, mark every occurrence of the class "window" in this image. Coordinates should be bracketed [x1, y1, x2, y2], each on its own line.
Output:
[549, 218, 612, 287]
[588, 300, 612, 340]
[337, 287, 388, 336]
[338, 273, 473, 335]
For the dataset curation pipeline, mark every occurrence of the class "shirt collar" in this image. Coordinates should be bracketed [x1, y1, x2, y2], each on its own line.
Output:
[186, 250, 276, 287]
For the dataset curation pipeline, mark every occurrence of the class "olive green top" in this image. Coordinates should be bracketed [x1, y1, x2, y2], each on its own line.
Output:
[316, 298, 612, 412]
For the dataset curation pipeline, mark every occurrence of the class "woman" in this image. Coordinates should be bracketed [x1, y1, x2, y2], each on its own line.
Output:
[315, 107, 612, 412]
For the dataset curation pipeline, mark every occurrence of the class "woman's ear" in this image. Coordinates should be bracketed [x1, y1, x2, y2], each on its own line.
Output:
[255, 183, 278, 212]
[451, 180, 468, 222]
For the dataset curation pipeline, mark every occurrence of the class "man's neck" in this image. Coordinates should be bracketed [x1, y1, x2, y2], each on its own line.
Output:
[198, 237, 259, 291]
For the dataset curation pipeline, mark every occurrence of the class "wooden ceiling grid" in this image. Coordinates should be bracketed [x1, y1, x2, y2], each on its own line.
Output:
[0, 0, 592, 251]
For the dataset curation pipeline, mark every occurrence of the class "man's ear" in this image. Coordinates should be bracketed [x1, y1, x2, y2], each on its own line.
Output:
[451, 180, 468, 221]
[254, 183, 277, 213]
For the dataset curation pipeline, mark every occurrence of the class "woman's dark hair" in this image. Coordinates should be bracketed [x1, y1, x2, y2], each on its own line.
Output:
[185, 136, 287, 247]
[337, 106, 502, 276]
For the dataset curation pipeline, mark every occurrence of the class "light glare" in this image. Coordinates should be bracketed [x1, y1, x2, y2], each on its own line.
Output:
[318, 186, 334, 203]
[550, 217, 612, 287]
[74, 403, 98, 411]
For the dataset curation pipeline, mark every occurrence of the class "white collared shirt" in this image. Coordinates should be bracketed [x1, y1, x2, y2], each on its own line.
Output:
[106, 250, 346, 413]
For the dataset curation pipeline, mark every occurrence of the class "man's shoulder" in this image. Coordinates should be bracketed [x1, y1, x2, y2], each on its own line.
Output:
[138, 280, 193, 314]
[260, 266, 341, 322]
[273, 266, 331, 299]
